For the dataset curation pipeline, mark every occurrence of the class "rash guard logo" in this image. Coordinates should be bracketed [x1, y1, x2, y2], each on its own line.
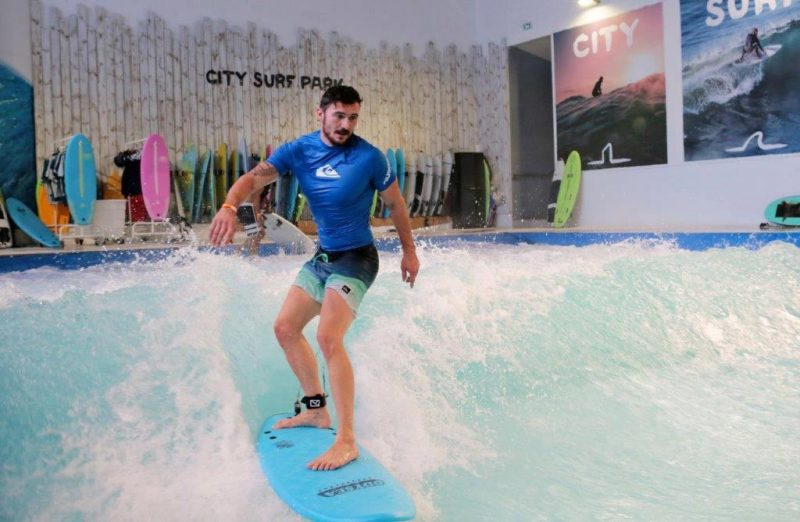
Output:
[316, 165, 341, 179]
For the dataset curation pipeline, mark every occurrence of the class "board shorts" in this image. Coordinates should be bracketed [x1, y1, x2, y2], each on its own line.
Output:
[293, 243, 379, 315]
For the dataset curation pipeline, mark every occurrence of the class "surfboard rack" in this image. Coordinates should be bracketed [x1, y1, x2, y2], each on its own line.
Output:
[129, 220, 189, 243]
[57, 224, 115, 246]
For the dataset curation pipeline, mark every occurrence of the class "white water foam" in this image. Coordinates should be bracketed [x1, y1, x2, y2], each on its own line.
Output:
[1, 241, 799, 520]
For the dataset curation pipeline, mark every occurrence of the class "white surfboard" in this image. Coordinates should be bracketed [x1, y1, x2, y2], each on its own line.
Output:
[440, 152, 453, 216]
[547, 157, 566, 224]
[734, 44, 781, 66]
[0, 189, 13, 248]
[405, 153, 418, 215]
[429, 154, 443, 216]
[263, 212, 315, 254]
[419, 155, 433, 217]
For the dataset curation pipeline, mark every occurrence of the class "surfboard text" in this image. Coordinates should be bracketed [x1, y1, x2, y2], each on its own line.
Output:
[205, 69, 344, 89]
[705, 0, 793, 27]
[318, 478, 385, 497]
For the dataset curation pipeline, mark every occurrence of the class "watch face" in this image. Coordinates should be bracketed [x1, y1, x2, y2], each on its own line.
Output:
[236, 203, 257, 225]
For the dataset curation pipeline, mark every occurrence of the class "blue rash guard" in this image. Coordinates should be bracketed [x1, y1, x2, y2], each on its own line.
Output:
[267, 131, 394, 252]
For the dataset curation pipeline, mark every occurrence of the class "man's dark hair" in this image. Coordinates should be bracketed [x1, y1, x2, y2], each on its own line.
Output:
[319, 85, 363, 109]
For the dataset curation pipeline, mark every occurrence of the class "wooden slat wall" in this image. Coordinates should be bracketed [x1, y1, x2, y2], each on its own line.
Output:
[30, 2, 510, 199]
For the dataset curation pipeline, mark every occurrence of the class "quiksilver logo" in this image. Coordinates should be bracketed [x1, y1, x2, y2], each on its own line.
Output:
[342, 285, 351, 294]
[316, 165, 340, 179]
[309, 399, 321, 407]
[318, 478, 385, 497]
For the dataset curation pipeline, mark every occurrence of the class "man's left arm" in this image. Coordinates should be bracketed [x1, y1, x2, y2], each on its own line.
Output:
[380, 181, 420, 288]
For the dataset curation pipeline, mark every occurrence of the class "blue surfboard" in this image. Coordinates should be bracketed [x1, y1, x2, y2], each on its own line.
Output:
[6, 197, 62, 248]
[257, 413, 415, 522]
[193, 150, 213, 223]
[64, 134, 97, 225]
[395, 148, 405, 199]
[286, 174, 300, 222]
[382, 149, 397, 218]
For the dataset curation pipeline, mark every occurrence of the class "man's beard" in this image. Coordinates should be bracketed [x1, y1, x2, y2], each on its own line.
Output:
[323, 117, 352, 145]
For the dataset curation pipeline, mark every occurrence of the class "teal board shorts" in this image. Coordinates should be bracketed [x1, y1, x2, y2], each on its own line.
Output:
[293, 243, 380, 315]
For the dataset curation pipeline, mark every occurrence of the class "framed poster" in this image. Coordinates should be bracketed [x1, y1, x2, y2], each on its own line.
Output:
[554, 3, 667, 169]
[681, 1, 800, 161]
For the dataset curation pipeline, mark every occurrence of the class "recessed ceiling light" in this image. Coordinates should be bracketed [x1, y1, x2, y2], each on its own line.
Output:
[578, 0, 600, 7]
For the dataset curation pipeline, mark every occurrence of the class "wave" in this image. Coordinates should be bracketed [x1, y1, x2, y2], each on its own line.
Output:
[682, 20, 800, 114]
[556, 73, 667, 167]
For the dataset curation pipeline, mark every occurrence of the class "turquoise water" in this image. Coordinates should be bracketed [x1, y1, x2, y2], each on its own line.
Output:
[1, 241, 799, 521]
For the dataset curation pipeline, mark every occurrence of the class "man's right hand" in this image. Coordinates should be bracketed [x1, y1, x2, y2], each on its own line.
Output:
[209, 206, 238, 246]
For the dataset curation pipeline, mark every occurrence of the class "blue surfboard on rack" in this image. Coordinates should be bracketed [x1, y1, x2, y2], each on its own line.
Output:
[64, 134, 97, 225]
[286, 174, 300, 221]
[395, 148, 405, 199]
[257, 413, 415, 522]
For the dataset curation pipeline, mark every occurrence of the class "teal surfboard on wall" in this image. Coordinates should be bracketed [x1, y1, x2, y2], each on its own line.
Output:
[764, 195, 800, 226]
[64, 134, 97, 225]
[257, 412, 415, 522]
[193, 150, 213, 223]
[553, 150, 582, 228]
[395, 148, 405, 197]
[177, 145, 198, 222]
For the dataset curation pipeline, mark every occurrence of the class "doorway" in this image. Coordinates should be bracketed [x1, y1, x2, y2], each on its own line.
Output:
[508, 36, 554, 226]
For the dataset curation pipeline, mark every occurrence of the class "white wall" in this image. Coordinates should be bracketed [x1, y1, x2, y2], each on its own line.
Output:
[475, 0, 800, 231]
[1, 0, 32, 79]
[41, 0, 476, 53]
[10, 0, 798, 230]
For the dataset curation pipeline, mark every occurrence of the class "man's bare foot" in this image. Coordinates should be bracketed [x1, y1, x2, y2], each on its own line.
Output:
[273, 408, 331, 430]
[308, 437, 359, 471]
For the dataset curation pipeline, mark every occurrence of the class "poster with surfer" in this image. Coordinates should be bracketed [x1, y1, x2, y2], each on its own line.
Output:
[681, 1, 800, 161]
[553, 3, 667, 170]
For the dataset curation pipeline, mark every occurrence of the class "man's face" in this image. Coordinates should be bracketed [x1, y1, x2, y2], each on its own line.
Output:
[318, 102, 360, 146]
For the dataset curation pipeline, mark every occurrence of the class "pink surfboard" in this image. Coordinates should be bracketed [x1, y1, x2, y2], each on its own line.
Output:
[140, 134, 171, 221]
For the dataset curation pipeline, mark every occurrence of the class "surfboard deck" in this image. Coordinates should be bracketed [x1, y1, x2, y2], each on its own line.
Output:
[263, 212, 315, 254]
[0, 189, 13, 247]
[36, 179, 69, 231]
[215, 143, 228, 210]
[553, 150, 582, 228]
[64, 134, 97, 225]
[193, 150, 213, 223]
[395, 148, 405, 199]
[257, 413, 415, 522]
[734, 44, 780, 66]
[6, 197, 62, 248]
[140, 134, 171, 221]
[547, 158, 566, 224]
[178, 145, 198, 223]
[764, 195, 800, 226]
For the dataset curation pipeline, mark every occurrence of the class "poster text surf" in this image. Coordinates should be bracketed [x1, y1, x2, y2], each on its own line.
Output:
[706, 0, 794, 27]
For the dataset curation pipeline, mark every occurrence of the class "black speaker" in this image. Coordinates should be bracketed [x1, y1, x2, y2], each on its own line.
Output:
[450, 152, 490, 228]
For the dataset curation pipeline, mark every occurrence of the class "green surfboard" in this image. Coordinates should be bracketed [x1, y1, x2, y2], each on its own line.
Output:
[553, 150, 582, 228]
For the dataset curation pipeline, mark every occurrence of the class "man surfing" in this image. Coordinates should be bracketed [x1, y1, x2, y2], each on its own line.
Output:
[736, 28, 766, 63]
[209, 85, 420, 471]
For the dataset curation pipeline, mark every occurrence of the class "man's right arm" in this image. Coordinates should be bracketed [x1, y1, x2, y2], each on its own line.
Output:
[225, 162, 279, 207]
[208, 161, 280, 246]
